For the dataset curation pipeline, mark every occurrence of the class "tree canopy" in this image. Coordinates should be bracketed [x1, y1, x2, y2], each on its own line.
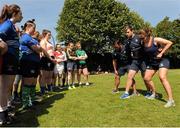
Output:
[56, 0, 150, 53]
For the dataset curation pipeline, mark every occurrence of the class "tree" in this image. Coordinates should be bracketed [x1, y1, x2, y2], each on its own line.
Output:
[56, 0, 149, 53]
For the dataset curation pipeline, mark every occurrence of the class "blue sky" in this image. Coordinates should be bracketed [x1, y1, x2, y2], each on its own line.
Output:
[119, 0, 180, 26]
[1, 0, 179, 41]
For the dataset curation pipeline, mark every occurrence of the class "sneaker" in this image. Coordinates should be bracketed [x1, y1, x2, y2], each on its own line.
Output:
[144, 91, 152, 98]
[147, 93, 156, 100]
[79, 82, 82, 85]
[85, 82, 89, 86]
[164, 100, 175, 108]
[0, 112, 5, 126]
[72, 85, 76, 89]
[112, 89, 120, 94]
[120, 93, 130, 99]
[131, 92, 140, 97]
[68, 86, 73, 90]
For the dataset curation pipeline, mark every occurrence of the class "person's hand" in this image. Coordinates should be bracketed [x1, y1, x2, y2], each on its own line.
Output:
[114, 70, 118, 75]
[157, 53, 163, 59]
[50, 57, 56, 63]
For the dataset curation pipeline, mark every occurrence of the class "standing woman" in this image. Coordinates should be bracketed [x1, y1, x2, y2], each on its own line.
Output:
[39, 29, 55, 94]
[139, 28, 175, 107]
[19, 20, 41, 109]
[53, 44, 67, 87]
[0, 4, 23, 124]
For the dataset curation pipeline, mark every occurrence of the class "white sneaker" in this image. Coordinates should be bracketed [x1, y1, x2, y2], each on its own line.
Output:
[79, 82, 82, 85]
[86, 82, 89, 86]
[68, 86, 72, 90]
[147, 93, 156, 100]
[72, 85, 76, 89]
[164, 100, 175, 108]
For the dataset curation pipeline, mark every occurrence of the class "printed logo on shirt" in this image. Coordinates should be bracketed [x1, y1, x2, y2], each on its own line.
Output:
[48, 63, 51, 67]
[30, 70, 35, 74]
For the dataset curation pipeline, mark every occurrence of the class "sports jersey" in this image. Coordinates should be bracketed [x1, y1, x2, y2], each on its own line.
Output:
[126, 35, 143, 59]
[112, 44, 131, 67]
[0, 19, 19, 57]
[20, 33, 40, 62]
[76, 49, 87, 65]
[144, 38, 159, 60]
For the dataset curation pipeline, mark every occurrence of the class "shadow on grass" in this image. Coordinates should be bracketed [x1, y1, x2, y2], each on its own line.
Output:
[7, 93, 65, 127]
[118, 87, 166, 103]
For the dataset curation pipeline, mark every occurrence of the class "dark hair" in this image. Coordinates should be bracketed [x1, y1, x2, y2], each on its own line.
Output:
[42, 29, 51, 38]
[21, 19, 36, 31]
[113, 39, 123, 45]
[55, 43, 61, 51]
[0, 4, 21, 23]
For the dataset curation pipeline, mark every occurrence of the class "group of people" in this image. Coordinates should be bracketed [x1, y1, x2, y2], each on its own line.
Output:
[112, 26, 175, 108]
[0, 2, 176, 126]
[0, 4, 89, 125]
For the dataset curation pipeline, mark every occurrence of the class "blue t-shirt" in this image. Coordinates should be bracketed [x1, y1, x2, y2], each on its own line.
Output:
[0, 19, 19, 57]
[20, 33, 40, 62]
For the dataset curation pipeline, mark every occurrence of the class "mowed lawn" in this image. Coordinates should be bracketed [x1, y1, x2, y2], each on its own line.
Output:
[9, 69, 180, 127]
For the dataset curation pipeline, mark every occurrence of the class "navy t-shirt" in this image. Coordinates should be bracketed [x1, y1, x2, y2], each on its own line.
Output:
[20, 33, 40, 62]
[126, 35, 143, 59]
[112, 44, 131, 67]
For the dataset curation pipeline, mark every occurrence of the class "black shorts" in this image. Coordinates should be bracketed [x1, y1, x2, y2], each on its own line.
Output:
[146, 58, 170, 70]
[40, 57, 55, 71]
[64, 62, 67, 73]
[1, 52, 19, 75]
[129, 59, 146, 73]
[117, 65, 130, 76]
[78, 63, 87, 69]
[20, 60, 40, 78]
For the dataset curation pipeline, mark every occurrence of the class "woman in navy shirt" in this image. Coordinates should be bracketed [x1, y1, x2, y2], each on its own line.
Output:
[20, 20, 54, 110]
[139, 28, 175, 108]
[0, 4, 23, 125]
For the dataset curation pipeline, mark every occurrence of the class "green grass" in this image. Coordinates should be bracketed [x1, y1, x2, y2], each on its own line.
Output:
[9, 69, 180, 127]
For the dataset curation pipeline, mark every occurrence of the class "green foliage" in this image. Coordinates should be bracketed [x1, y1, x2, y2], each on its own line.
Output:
[155, 17, 180, 64]
[56, 0, 149, 53]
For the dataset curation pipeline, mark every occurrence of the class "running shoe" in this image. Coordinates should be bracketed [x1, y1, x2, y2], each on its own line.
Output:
[164, 100, 175, 108]
[120, 93, 130, 99]
[147, 93, 156, 100]
[85, 82, 90, 86]
[112, 89, 120, 94]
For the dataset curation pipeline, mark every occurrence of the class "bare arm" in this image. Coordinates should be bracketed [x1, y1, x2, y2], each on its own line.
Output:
[67, 49, 77, 60]
[112, 59, 118, 75]
[0, 38, 8, 55]
[154, 37, 173, 58]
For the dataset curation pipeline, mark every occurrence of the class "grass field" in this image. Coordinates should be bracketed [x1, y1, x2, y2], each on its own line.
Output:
[8, 69, 180, 127]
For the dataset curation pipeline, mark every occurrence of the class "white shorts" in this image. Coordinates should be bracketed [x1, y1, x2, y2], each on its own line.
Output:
[54, 64, 64, 75]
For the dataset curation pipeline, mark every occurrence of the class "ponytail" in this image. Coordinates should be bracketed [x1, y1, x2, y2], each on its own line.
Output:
[0, 4, 20, 23]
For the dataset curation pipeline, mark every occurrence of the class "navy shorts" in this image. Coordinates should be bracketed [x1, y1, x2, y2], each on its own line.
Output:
[78, 63, 87, 69]
[20, 60, 40, 78]
[1, 52, 19, 75]
[117, 65, 130, 76]
[146, 58, 170, 70]
[129, 59, 146, 73]
[67, 61, 77, 71]
[40, 57, 55, 71]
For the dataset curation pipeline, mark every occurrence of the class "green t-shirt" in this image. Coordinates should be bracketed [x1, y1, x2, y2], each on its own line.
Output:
[76, 49, 87, 65]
